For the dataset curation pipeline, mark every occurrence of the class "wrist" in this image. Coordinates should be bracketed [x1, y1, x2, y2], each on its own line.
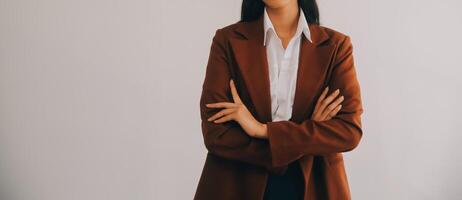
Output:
[255, 123, 268, 139]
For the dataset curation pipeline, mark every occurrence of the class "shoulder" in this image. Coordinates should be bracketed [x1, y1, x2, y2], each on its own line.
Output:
[216, 21, 243, 34]
[313, 25, 354, 64]
[212, 21, 250, 42]
[315, 25, 353, 48]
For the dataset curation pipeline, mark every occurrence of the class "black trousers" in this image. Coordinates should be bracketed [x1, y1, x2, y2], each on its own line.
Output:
[263, 162, 305, 200]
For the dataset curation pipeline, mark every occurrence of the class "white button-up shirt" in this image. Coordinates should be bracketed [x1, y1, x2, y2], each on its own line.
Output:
[263, 7, 312, 122]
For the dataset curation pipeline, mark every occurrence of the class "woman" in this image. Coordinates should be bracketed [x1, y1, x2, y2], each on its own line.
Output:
[195, 0, 364, 199]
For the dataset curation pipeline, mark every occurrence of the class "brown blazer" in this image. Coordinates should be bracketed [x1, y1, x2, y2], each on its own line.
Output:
[194, 15, 364, 200]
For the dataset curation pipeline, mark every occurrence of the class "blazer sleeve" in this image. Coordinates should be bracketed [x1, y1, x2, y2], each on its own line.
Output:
[266, 35, 364, 167]
[199, 28, 282, 171]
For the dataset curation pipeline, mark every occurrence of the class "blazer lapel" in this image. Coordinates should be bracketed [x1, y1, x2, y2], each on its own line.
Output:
[230, 17, 336, 123]
[290, 26, 337, 122]
[230, 17, 272, 123]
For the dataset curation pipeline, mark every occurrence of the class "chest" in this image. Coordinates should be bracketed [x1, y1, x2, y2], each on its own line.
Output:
[265, 36, 304, 121]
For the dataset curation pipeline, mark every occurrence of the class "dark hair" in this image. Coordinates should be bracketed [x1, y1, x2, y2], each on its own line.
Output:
[240, 0, 319, 24]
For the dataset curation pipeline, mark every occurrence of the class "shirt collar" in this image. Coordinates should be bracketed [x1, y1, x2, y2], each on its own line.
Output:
[263, 7, 312, 46]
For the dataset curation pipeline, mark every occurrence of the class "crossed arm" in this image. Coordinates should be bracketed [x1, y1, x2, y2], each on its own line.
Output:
[199, 29, 363, 169]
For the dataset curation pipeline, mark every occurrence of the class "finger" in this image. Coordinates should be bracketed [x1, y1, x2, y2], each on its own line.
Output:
[206, 102, 238, 108]
[230, 79, 242, 104]
[317, 89, 340, 116]
[313, 86, 329, 115]
[320, 95, 344, 120]
[325, 104, 342, 120]
[214, 114, 234, 123]
[317, 86, 329, 104]
[207, 108, 235, 122]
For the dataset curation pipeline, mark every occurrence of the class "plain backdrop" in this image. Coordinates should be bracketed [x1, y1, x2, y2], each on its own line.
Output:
[1, 0, 462, 199]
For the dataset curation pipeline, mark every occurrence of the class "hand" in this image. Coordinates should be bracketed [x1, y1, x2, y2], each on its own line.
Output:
[206, 79, 268, 139]
[311, 87, 344, 121]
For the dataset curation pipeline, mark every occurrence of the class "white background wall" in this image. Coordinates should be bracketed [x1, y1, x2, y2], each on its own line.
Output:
[1, 0, 461, 199]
